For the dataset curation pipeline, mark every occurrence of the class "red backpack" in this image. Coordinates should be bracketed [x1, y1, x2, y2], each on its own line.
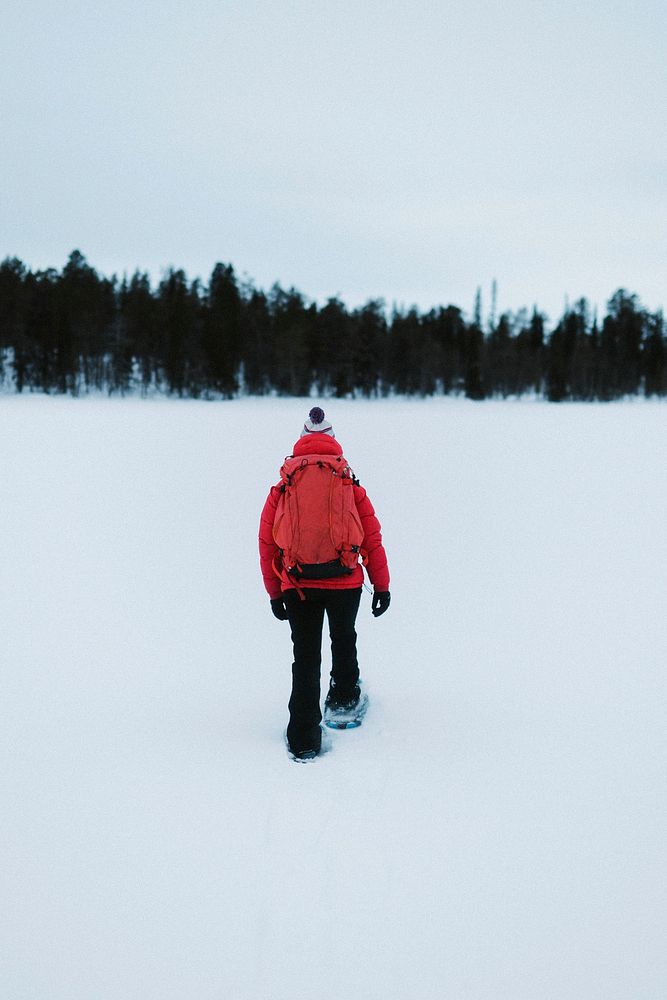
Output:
[272, 453, 364, 580]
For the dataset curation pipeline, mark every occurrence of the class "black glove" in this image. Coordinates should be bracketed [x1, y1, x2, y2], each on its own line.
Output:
[270, 598, 289, 621]
[372, 591, 391, 617]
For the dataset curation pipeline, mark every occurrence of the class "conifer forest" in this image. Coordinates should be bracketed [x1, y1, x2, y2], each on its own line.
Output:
[1, 251, 665, 401]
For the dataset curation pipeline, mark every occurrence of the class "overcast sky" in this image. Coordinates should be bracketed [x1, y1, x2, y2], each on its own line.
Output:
[2, 0, 665, 322]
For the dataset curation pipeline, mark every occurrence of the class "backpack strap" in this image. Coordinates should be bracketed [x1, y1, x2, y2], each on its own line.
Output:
[272, 548, 306, 601]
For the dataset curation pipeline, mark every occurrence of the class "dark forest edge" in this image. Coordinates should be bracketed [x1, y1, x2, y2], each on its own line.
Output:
[0, 251, 665, 401]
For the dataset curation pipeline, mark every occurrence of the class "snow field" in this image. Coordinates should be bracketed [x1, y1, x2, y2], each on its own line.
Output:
[1, 395, 666, 1000]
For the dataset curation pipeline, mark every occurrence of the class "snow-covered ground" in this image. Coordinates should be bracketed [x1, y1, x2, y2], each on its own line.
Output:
[1, 395, 666, 1000]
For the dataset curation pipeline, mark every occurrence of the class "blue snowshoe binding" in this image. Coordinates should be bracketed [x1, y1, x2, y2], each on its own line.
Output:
[323, 683, 369, 730]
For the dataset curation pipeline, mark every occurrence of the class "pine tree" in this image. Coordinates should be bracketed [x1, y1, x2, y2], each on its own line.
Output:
[203, 263, 241, 397]
[269, 285, 312, 396]
[486, 313, 513, 397]
[352, 300, 387, 397]
[643, 310, 666, 396]
[118, 272, 159, 393]
[157, 269, 199, 396]
[513, 309, 545, 396]
[0, 258, 26, 389]
[314, 297, 351, 396]
[546, 303, 588, 402]
[387, 307, 421, 394]
[464, 310, 485, 400]
[599, 290, 646, 399]
[239, 286, 272, 395]
[59, 250, 116, 393]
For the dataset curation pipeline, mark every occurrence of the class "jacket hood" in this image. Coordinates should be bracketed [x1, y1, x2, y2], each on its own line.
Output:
[292, 433, 343, 458]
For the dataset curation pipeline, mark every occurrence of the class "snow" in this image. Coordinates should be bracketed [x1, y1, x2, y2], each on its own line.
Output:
[1, 395, 666, 1000]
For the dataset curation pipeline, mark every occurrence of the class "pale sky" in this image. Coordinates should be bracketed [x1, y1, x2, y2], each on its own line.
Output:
[2, 0, 665, 323]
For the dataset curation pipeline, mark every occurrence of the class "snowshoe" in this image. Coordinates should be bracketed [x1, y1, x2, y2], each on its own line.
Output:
[324, 689, 369, 730]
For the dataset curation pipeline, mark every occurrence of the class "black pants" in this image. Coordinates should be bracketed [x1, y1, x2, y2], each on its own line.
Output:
[284, 587, 362, 748]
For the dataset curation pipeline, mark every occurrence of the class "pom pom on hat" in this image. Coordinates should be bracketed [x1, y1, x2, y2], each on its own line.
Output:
[300, 406, 335, 437]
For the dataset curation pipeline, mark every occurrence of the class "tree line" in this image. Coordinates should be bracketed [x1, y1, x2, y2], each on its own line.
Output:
[0, 250, 665, 401]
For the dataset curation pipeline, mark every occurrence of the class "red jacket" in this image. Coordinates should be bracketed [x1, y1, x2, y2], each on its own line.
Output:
[258, 433, 390, 599]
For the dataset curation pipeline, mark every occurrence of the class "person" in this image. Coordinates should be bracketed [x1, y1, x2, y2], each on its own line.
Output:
[258, 407, 391, 760]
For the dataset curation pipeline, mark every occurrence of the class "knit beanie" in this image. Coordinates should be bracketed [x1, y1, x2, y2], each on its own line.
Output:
[300, 406, 335, 437]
